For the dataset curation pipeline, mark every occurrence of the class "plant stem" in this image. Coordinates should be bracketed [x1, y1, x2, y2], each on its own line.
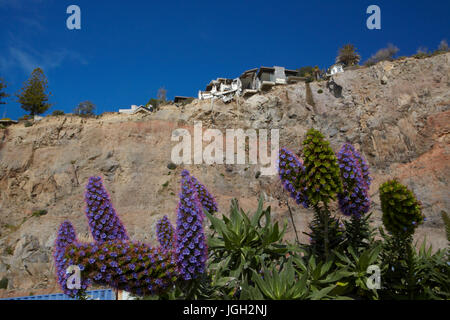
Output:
[286, 198, 300, 244]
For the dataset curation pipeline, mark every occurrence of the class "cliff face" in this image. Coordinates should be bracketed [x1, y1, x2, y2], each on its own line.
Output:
[0, 53, 449, 297]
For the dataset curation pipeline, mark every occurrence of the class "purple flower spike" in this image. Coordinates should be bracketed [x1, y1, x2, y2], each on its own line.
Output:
[156, 215, 175, 251]
[61, 240, 178, 297]
[278, 148, 309, 208]
[176, 170, 208, 280]
[181, 170, 218, 214]
[337, 143, 371, 217]
[84, 176, 129, 242]
[53, 221, 84, 296]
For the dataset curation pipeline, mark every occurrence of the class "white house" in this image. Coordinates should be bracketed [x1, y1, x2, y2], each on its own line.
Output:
[327, 63, 344, 76]
[119, 104, 153, 115]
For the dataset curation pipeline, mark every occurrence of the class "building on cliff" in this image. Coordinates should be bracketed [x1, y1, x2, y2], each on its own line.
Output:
[119, 104, 153, 114]
[198, 66, 303, 103]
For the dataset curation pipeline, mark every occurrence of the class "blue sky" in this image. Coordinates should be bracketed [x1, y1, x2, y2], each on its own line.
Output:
[0, 0, 449, 119]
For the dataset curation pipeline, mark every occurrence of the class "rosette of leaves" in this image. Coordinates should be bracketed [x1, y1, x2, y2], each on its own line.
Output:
[302, 128, 343, 206]
[379, 180, 424, 236]
[278, 147, 309, 208]
[205, 196, 288, 285]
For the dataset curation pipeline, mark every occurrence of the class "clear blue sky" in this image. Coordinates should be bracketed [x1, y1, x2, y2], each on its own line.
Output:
[0, 0, 449, 119]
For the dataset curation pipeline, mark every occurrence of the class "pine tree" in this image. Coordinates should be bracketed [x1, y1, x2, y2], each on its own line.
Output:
[16, 68, 52, 116]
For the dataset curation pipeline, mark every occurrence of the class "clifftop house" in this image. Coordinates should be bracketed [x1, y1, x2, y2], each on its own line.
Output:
[198, 66, 303, 103]
[119, 104, 153, 115]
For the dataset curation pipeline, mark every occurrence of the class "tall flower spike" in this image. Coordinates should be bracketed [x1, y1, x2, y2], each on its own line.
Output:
[190, 175, 218, 214]
[278, 148, 309, 208]
[380, 180, 424, 236]
[53, 221, 81, 296]
[156, 215, 175, 251]
[175, 170, 208, 281]
[84, 176, 129, 242]
[337, 143, 371, 217]
[302, 129, 343, 206]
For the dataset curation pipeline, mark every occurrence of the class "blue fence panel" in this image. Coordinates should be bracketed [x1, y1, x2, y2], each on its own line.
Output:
[1, 289, 115, 300]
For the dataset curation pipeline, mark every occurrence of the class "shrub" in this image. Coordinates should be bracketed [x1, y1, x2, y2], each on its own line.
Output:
[32, 209, 48, 217]
[364, 44, 399, 66]
[167, 162, 177, 170]
[24, 121, 33, 127]
[74, 101, 95, 116]
[52, 110, 65, 116]
[0, 277, 8, 289]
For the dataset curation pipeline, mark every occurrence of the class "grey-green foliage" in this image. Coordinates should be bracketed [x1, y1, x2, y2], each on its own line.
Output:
[205, 196, 288, 282]
[334, 245, 382, 299]
[240, 258, 309, 300]
[241, 254, 352, 300]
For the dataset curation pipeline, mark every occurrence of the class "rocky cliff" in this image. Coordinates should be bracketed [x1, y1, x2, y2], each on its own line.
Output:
[0, 53, 449, 297]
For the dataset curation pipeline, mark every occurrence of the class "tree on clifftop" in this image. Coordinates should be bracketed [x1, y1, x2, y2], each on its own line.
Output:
[16, 68, 52, 116]
[0, 77, 9, 106]
[336, 44, 361, 67]
[74, 101, 96, 116]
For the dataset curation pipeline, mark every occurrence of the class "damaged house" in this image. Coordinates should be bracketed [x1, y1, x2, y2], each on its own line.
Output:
[198, 66, 303, 103]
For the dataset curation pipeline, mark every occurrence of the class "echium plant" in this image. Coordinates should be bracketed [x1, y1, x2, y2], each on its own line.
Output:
[54, 172, 215, 298]
[336, 143, 371, 218]
[278, 147, 309, 208]
[337, 143, 373, 250]
[379, 179, 425, 299]
[278, 129, 345, 260]
[189, 174, 218, 214]
[156, 215, 175, 252]
[380, 180, 424, 236]
[175, 170, 208, 281]
[84, 176, 129, 242]
[302, 128, 343, 205]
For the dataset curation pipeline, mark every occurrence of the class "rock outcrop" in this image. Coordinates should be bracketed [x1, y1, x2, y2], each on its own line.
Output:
[0, 53, 449, 297]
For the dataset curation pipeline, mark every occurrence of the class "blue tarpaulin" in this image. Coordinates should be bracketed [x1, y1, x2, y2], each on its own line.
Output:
[1, 289, 115, 300]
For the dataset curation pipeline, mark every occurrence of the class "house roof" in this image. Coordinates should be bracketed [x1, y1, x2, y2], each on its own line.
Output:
[257, 66, 275, 78]
[174, 96, 194, 103]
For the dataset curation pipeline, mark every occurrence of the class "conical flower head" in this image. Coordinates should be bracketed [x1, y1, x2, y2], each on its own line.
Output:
[380, 180, 424, 236]
[53, 221, 81, 296]
[156, 215, 175, 251]
[302, 129, 343, 205]
[175, 170, 208, 280]
[84, 176, 129, 242]
[337, 143, 371, 217]
[190, 175, 218, 214]
[278, 147, 309, 208]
